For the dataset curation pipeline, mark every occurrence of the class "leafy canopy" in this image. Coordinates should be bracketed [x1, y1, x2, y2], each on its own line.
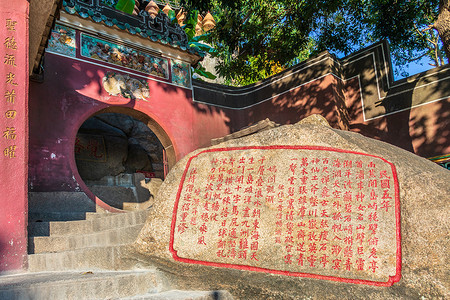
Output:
[115, 0, 135, 14]
[180, 0, 442, 85]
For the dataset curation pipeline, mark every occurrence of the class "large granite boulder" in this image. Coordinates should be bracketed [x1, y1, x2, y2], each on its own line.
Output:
[76, 113, 164, 180]
[75, 117, 128, 180]
[134, 115, 449, 299]
[125, 143, 153, 173]
[96, 113, 164, 162]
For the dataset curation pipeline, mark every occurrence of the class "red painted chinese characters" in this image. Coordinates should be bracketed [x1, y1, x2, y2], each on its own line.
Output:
[170, 146, 401, 286]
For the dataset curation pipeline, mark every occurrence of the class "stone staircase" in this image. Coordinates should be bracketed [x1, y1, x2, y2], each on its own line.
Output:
[0, 270, 159, 299]
[85, 174, 163, 211]
[0, 271, 233, 299]
[0, 192, 233, 299]
[27, 209, 147, 272]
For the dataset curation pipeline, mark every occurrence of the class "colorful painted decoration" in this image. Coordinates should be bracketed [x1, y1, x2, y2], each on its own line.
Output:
[132, 0, 141, 15]
[81, 34, 169, 79]
[195, 14, 203, 36]
[46, 24, 77, 57]
[102, 72, 150, 101]
[171, 60, 191, 88]
[428, 154, 450, 170]
[176, 9, 186, 26]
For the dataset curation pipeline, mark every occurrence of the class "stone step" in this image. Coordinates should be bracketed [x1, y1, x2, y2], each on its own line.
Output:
[123, 290, 234, 300]
[29, 224, 144, 254]
[29, 192, 98, 215]
[89, 185, 139, 210]
[28, 245, 134, 272]
[28, 210, 148, 237]
[123, 200, 153, 211]
[0, 270, 158, 300]
[29, 211, 90, 222]
[85, 211, 112, 220]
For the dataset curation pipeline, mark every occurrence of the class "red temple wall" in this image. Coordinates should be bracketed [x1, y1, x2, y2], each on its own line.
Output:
[29, 53, 231, 192]
[344, 78, 450, 158]
[0, 0, 29, 272]
[29, 54, 353, 195]
[29, 52, 449, 197]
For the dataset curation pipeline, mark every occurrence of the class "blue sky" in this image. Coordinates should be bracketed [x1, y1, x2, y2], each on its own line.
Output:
[393, 56, 437, 81]
[335, 50, 439, 82]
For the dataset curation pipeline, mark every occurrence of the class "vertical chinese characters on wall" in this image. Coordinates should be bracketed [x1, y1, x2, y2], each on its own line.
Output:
[0, 7, 28, 271]
[171, 147, 400, 286]
[3, 18, 18, 160]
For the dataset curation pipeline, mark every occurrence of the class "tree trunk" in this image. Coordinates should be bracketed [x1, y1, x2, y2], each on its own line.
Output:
[433, 0, 450, 64]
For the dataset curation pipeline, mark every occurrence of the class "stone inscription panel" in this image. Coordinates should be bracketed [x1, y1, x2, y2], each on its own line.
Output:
[170, 146, 401, 286]
[75, 134, 107, 162]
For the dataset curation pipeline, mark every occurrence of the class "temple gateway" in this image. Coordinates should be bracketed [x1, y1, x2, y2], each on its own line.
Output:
[0, 0, 448, 299]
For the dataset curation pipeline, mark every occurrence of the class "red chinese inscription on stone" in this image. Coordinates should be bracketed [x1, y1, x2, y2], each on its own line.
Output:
[170, 146, 401, 286]
[74, 134, 107, 162]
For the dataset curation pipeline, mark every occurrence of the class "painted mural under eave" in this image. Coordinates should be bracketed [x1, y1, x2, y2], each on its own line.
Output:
[171, 60, 191, 88]
[80, 34, 169, 79]
[47, 24, 76, 57]
[46, 23, 193, 95]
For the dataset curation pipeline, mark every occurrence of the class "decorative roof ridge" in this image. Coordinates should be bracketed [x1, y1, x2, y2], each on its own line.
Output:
[62, 0, 205, 57]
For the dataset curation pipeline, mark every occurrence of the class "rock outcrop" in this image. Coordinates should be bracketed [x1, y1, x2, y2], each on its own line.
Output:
[75, 113, 165, 180]
[134, 115, 449, 299]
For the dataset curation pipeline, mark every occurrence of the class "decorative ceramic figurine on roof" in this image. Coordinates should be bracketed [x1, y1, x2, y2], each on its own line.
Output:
[176, 9, 186, 27]
[195, 14, 203, 36]
[145, 0, 159, 18]
[132, 0, 140, 15]
[162, 3, 172, 15]
[202, 12, 215, 32]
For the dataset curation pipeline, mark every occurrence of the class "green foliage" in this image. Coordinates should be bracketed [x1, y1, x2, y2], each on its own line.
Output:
[182, 10, 199, 40]
[115, 0, 135, 15]
[180, 0, 443, 85]
[167, 9, 177, 23]
[359, 0, 442, 76]
[175, 10, 217, 80]
[193, 63, 217, 80]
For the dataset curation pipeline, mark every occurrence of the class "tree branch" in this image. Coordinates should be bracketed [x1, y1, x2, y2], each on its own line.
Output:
[402, 52, 429, 62]
[423, 25, 434, 32]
